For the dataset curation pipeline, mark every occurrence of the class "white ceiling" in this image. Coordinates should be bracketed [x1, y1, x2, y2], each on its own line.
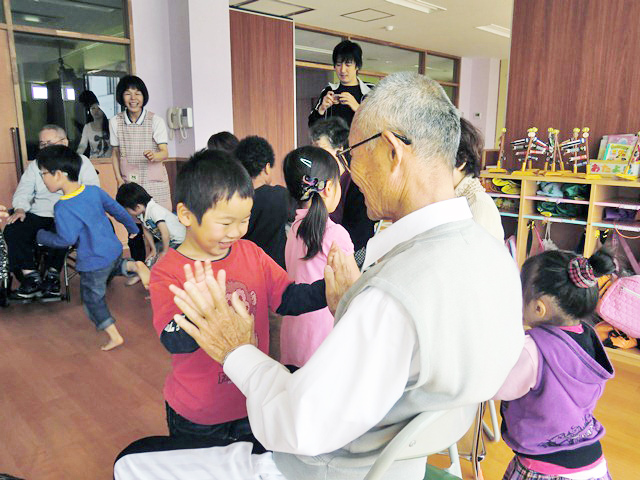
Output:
[231, 0, 513, 59]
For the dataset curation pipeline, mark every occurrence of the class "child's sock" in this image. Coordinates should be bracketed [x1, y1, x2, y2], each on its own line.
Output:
[102, 324, 124, 351]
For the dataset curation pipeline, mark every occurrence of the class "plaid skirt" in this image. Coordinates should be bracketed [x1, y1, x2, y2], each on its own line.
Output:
[503, 456, 612, 480]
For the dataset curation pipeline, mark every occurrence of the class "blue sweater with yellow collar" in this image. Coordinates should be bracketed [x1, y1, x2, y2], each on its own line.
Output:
[36, 185, 138, 272]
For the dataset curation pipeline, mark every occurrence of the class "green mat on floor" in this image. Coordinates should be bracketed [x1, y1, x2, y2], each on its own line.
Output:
[424, 464, 460, 479]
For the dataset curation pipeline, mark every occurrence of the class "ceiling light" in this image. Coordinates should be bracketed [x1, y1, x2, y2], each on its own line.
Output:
[22, 14, 43, 23]
[33, 0, 115, 13]
[384, 0, 446, 14]
[476, 24, 511, 38]
[295, 45, 333, 55]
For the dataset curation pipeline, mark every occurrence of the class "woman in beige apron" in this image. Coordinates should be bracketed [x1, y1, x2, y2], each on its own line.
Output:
[110, 75, 171, 282]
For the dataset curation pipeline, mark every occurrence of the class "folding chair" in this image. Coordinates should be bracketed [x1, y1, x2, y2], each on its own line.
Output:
[364, 403, 478, 480]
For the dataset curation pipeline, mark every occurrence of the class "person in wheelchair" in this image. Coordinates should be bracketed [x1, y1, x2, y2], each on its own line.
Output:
[3, 124, 100, 299]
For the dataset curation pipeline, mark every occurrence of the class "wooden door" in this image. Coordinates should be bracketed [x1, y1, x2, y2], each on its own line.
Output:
[0, 29, 20, 210]
[230, 10, 295, 185]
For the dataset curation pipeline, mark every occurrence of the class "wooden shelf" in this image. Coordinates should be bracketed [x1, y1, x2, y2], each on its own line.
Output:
[606, 346, 640, 367]
[523, 214, 587, 225]
[488, 192, 520, 199]
[592, 221, 640, 233]
[481, 170, 640, 188]
[594, 198, 640, 209]
[524, 195, 590, 205]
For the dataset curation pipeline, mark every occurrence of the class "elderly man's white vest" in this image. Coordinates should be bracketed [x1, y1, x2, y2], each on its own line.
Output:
[274, 219, 524, 480]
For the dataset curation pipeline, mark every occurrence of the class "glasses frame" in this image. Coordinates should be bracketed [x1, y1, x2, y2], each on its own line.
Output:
[38, 137, 67, 150]
[336, 131, 411, 173]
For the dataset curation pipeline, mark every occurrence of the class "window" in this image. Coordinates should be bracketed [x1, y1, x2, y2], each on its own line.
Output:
[294, 26, 460, 145]
[357, 40, 420, 75]
[295, 28, 341, 65]
[15, 32, 129, 158]
[11, 0, 127, 37]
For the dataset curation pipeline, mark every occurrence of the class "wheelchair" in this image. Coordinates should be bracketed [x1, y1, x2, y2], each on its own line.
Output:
[1, 243, 77, 307]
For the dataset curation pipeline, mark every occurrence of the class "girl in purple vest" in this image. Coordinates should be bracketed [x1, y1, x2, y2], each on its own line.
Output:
[495, 249, 616, 480]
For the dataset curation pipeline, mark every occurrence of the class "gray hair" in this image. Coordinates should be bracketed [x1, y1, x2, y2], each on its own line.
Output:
[356, 72, 460, 167]
[40, 124, 67, 139]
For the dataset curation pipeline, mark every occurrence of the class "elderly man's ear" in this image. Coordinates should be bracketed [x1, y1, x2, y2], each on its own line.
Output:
[381, 130, 405, 171]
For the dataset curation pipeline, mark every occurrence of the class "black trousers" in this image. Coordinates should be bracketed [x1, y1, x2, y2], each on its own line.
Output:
[165, 403, 265, 453]
[127, 223, 146, 262]
[3, 212, 66, 272]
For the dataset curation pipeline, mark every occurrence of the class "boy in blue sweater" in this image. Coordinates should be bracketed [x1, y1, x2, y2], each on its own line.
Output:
[35, 145, 150, 351]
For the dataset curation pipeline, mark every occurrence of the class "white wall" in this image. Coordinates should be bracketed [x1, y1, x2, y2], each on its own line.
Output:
[188, 0, 234, 150]
[130, 0, 234, 157]
[458, 57, 501, 149]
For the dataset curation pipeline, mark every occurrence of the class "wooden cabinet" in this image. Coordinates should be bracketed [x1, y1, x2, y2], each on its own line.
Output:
[481, 171, 640, 365]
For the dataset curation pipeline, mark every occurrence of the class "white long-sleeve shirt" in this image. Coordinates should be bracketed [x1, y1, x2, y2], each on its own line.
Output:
[225, 198, 520, 456]
[11, 155, 100, 218]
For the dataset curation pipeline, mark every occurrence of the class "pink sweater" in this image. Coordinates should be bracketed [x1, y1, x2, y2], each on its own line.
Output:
[281, 209, 354, 367]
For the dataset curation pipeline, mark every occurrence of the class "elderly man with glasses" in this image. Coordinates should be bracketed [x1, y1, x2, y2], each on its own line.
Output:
[115, 72, 523, 480]
[4, 124, 100, 299]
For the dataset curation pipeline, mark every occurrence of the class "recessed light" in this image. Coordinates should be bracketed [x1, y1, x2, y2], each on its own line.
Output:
[384, 25, 395, 31]
[384, 0, 446, 14]
[476, 24, 511, 38]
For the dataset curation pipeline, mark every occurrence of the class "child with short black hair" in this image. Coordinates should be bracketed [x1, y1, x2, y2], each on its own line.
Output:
[207, 131, 239, 153]
[149, 148, 328, 447]
[281, 146, 353, 367]
[495, 249, 617, 480]
[234, 135, 290, 269]
[116, 182, 185, 265]
[35, 145, 149, 351]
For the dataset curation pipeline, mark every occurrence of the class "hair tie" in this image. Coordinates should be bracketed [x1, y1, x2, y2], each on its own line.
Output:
[568, 257, 597, 288]
[300, 175, 326, 201]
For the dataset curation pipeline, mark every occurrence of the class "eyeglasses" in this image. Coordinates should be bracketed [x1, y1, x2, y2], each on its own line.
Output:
[38, 137, 66, 149]
[39, 170, 52, 178]
[336, 131, 412, 174]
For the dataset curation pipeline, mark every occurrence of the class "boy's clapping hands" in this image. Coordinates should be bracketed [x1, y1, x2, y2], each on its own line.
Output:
[169, 261, 256, 364]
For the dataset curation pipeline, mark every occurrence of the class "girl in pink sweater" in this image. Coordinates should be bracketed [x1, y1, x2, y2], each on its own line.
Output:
[281, 146, 354, 367]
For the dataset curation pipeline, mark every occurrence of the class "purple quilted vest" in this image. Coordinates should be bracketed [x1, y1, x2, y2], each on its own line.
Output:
[501, 325, 614, 456]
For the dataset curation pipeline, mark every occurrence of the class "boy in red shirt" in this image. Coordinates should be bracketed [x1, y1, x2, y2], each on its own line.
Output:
[150, 149, 326, 450]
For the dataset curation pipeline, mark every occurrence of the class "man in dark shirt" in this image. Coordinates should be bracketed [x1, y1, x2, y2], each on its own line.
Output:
[235, 136, 291, 269]
[308, 40, 375, 128]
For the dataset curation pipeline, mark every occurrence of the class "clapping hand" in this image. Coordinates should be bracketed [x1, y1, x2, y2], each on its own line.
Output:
[169, 261, 256, 364]
[324, 243, 361, 315]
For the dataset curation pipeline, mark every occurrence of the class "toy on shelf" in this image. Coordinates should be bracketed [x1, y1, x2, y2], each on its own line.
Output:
[512, 127, 548, 176]
[559, 127, 601, 178]
[487, 128, 508, 173]
[544, 128, 566, 176]
[616, 131, 640, 181]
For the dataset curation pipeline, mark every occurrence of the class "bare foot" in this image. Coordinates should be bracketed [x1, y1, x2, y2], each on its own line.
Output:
[134, 261, 151, 289]
[101, 336, 124, 351]
[102, 324, 124, 351]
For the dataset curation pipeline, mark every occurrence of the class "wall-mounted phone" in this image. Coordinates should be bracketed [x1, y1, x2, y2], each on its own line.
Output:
[167, 107, 193, 140]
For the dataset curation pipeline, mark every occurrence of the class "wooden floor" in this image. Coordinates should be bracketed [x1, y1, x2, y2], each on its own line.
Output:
[1, 275, 638, 479]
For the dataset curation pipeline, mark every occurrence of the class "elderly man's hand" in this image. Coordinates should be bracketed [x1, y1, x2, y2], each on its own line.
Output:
[169, 262, 256, 364]
[6, 208, 25, 224]
[324, 243, 361, 316]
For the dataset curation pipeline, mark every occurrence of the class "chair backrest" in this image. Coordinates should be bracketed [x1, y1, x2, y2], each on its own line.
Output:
[364, 404, 478, 480]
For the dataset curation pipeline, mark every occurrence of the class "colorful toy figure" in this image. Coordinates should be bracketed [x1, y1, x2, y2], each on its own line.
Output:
[512, 127, 547, 176]
[616, 131, 640, 181]
[559, 127, 599, 178]
[487, 128, 508, 173]
[544, 128, 565, 176]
